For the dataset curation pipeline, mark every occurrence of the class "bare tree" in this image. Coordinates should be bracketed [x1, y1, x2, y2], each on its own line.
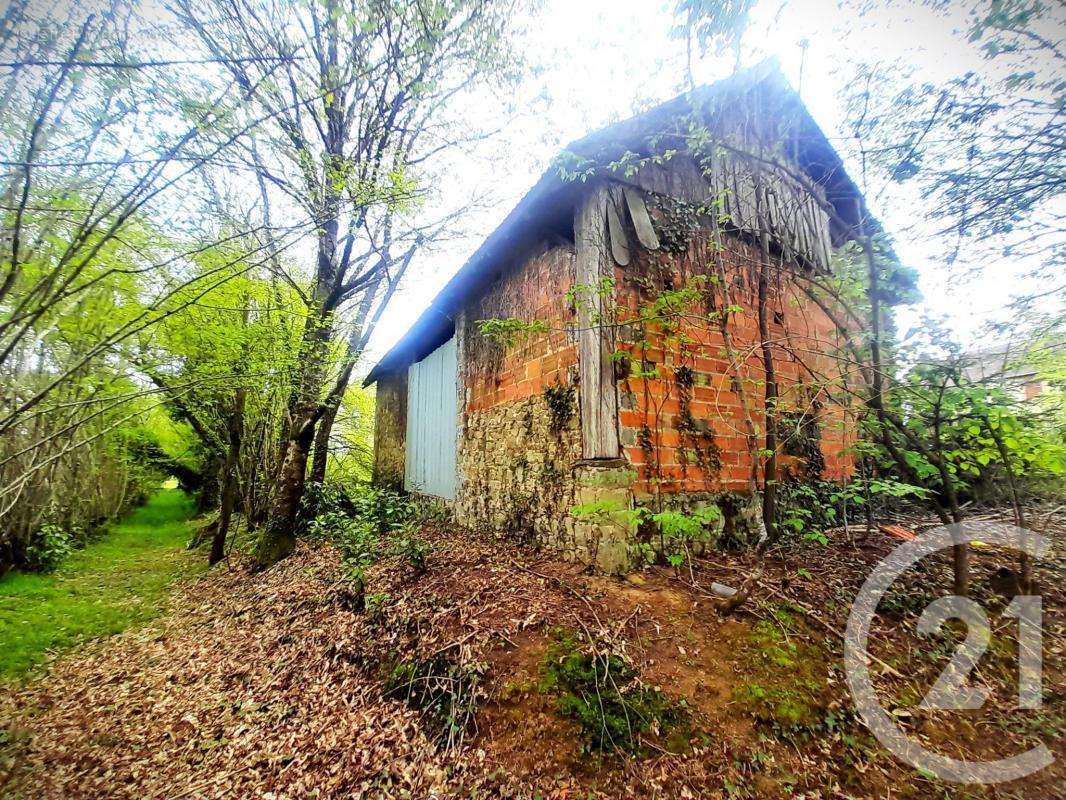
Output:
[171, 0, 523, 566]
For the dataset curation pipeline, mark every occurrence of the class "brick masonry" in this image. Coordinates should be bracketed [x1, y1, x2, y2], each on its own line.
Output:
[452, 242, 591, 559]
[374, 198, 859, 573]
[613, 228, 857, 501]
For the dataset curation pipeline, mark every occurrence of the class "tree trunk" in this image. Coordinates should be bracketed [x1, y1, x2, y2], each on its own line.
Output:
[210, 387, 245, 567]
[756, 194, 779, 541]
[309, 401, 338, 485]
[253, 420, 313, 568]
[254, 196, 340, 567]
[197, 451, 225, 512]
[986, 418, 1031, 593]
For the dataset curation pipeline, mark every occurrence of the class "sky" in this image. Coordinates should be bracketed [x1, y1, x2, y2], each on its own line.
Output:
[361, 0, 1062, 371]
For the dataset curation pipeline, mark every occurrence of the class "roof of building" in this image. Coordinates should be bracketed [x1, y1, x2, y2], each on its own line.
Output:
[364, 61, 875, 386]
[962, 340, 1063, 384]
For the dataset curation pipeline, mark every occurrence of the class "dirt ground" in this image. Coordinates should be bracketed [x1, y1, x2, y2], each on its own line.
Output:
[1, 509, 1062, 799]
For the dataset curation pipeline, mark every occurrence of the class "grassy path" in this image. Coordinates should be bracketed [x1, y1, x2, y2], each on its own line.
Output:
[0, 489, 204, 681]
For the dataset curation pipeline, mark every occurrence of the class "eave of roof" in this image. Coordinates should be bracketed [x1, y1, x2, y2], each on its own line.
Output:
[364, 60, 873, 387]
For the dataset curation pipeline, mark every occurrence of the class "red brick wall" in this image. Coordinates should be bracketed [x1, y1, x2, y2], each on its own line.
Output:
[463, 243, 578, 412]
[613, 229, 858, 497]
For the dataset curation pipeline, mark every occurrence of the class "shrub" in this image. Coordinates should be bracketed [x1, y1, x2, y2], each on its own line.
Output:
[777, 477, 930, 545]
[393, 532, 429, 575]
[306, 511, 379, 577]
[25, 523, 74, 572]
[305, 483, 432, 583]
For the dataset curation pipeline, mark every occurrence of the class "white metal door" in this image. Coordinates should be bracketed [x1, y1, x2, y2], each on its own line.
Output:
[404, 336, 458, 499]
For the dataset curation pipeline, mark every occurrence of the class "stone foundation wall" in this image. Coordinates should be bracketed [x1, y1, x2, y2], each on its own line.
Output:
[453, 240, 590, 559]
[372, 372, 407, 489]
[456, 392, 580, 548]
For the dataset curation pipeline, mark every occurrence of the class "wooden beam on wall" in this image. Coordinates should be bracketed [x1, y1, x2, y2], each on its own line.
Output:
[575, 181, 620, 460]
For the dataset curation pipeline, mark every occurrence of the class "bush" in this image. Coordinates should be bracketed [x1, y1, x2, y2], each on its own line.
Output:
[304, 482, 431, 580]
[394, 532, 429, 575]
[25, 523, 74, 572]
[777, 477, 930, 545]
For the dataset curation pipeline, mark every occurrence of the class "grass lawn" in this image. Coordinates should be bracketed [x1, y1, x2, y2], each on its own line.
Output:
[0, 489, 205, 681]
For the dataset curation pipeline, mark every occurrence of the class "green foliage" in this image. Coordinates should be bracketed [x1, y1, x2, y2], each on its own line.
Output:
[867, 324, 1066, 509]
[778, 478, 930, 543]
[311, 512, 380, 578]
[304, 482, 413, 535]
[23, 524, 75, 574]
[394, 533, 429, 576]
[646, 504, 722, 567]
[552, 150, 598, 183]
[326, 385, 377, 483]
[540, 630, 684, 753]
[570, 500, 721, 567]
[384, 653, 486, 750]
[476, 318, 551, 349]
[0, 491, 203, 680]
[304, 482, 429, 579]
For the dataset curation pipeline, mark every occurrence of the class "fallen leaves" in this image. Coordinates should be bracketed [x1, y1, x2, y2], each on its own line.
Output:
[0, 509, 1061, 799]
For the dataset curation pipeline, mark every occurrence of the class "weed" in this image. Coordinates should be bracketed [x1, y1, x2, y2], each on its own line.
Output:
[540, 630, 684, 753]
[384, 654, 486, 751]
[24, 523, 75, 573]
[393, 532, 429, 576]
[304, 483, 424, 584]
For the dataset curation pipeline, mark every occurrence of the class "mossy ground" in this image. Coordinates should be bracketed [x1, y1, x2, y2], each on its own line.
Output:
[0, 489, 203, 680]
[733, 605, 834, 732]
[539, 629, 688, 753]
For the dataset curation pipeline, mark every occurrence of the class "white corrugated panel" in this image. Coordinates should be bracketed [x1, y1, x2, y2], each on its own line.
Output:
[404, 336, 458, 499]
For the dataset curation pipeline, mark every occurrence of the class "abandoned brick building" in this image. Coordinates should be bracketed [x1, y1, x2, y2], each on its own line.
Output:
[365, 64, 867, 573]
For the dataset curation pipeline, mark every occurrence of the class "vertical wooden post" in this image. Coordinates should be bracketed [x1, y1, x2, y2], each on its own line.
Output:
[574, 181, 620, 460]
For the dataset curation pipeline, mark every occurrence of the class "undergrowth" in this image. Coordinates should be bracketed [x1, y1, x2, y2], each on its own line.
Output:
[540, 629, 686, 753]
[303, 482, 432, 605]
[384, 654, 487, 751]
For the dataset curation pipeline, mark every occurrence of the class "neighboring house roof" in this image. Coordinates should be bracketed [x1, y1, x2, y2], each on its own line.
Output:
[962, 340, 1062, 384]
[364, 60, 877, 387]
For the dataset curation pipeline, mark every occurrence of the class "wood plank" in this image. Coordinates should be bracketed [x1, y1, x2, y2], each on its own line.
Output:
[816, 202, 833, 267]
[708, 149, 729, 221]
[574, 181, 620, 460]
[670, 155, 711, 203]
[736, 162, 758, 232]
[727, 160, 745, 229]
[622, 186, 660, 250]
[632, 161, 672, 196]
[606, 185, 631, 266]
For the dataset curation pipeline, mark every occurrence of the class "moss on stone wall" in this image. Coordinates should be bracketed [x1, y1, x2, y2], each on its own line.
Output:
[456, 393, 580, 552]
[372, 373, 408, 490]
